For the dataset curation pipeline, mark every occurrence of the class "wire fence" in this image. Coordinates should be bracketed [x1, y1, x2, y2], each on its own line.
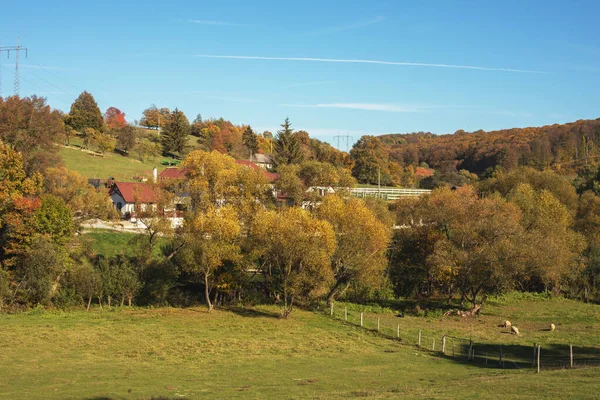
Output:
[326, 304, 600, 372]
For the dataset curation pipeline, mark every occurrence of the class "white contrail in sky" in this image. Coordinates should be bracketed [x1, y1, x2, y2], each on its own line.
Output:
[194, 54, 545, 73]
[282, 103, 426, 112]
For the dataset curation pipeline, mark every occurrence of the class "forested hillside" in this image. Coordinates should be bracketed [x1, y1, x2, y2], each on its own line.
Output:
[376, 119, 600, 174]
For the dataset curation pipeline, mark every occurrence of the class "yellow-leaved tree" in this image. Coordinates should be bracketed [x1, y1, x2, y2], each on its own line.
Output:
[179, 205, 241, 312]
[251, 208, 336, 318]
[316, 195, 391, 305]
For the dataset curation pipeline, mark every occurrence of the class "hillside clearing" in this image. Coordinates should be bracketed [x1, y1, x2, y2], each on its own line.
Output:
[59, 146, 169, 181]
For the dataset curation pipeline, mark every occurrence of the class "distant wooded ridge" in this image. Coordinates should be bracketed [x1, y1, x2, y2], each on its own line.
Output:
[372, 118, 600, 174]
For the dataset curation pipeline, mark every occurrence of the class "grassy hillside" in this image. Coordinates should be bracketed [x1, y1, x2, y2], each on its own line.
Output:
[59, 146, 168, 181]
[0, 298, 598, 399]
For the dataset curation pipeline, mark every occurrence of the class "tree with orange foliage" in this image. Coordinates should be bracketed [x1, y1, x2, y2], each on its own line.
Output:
[104, 107, 127, 130]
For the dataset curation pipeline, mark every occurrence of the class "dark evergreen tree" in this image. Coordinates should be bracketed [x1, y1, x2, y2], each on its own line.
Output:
[273, 117, 303, 168]
[242, 126, 259, 159]
[66, 91, 104, 132]
[161, 108, 190, 157]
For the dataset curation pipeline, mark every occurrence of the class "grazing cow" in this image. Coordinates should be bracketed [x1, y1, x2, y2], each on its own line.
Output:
[511, 326, 520, 335]
[550, 323, 556, 332]
[501, 320, 512, 328]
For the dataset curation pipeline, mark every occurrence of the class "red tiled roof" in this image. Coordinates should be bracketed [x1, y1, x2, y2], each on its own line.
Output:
[110, 182, 156, 203]
[235, 160, 278, 183]
[158, 167, 187, 180]
[415, 167, 434, 177]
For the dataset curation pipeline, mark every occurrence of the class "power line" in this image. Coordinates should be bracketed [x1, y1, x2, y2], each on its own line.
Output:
[33, 63, 81, 92]
[333, 134, 353, 153]
[0, 38, 28, 96]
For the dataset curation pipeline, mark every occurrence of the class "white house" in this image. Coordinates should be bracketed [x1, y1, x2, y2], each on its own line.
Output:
[108, 181, 157, 217]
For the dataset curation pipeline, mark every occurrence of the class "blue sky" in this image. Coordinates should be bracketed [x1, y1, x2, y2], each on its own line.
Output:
[1, 0, 599, 148]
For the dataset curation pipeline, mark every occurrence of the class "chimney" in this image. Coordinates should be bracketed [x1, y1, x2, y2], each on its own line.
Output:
[153, 167, 158, 183]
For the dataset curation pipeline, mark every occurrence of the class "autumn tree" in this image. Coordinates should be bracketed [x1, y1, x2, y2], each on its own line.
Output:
[140, 105, 170, 130]
[389, 187, 524, 306]
[350, 136, 391, 185]
[272, 118, 303, 168]
[0, 141, 43, 267]
[182, 150, 268, 223]
[426, 188, 524, 306]
[178, 205, 241, 311]
[316, 196, 390, 305]
[251, 208, 336, 317]
[480, 167, 579, 212]
[161, 108, 190, 157]
[0, 95, 65, 173]
[66, 91, 104, 132]
[507, 184, 585, 291]
[273, 164, 304, 206]
[43, 167, 117, 222]
[104, 107, 127, 131]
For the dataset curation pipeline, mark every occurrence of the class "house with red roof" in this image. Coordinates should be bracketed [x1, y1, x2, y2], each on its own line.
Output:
[109, 182, 158, 217]
[158, 167, 187, 181]
[234, 160, 278, 183]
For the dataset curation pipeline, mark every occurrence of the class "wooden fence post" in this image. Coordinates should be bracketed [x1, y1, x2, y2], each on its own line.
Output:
[397, 324, 400, 339]
[377, 317, 380, 332]
[432, 338, 435, 352]
[330, 303, 333, 316]
[418, 329, 422, 347]
[442, 336, 446, 354]
[360, 312, 363, 327]
[537, 345, 541, 373]
[344, 307, 347, 321]
[452, 338, 455, 357]
[570, 345, 573, 368]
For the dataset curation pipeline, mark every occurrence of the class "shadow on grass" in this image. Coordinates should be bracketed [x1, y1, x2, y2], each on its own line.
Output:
[440, 341, 600, 370]
[226, 306, 280, 319]
[85, 397, 177, 400]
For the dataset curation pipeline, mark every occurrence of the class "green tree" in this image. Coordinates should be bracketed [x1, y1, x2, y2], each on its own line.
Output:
[242, 126, 259, 158]
[66, 91, 104, 132]
[272, 118, 303, 168]
[117, 125, 137, 153]
[67, 262, 100, 311]
[18, 236, 69, 305]
[161, 108, 190, 157]
[34, 195, 74, 245]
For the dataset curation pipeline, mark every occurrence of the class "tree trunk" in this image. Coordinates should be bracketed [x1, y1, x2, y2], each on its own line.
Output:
[98, 297, 103, 309]
[204, 272, 213, 312]
[213, 288, 219, 309]
[128, 296, 132, 307]
[107, 295, 112, 308]
[86, 296, 92, 311]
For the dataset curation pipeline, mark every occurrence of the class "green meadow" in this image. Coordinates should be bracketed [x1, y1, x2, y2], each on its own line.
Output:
[0, 296, 598, 399]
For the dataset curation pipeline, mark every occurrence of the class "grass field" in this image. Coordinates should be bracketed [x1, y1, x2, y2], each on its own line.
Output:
[0, 297, 599, 399]
[85, 229, 169, 258]
[59, 146, 170, 181]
